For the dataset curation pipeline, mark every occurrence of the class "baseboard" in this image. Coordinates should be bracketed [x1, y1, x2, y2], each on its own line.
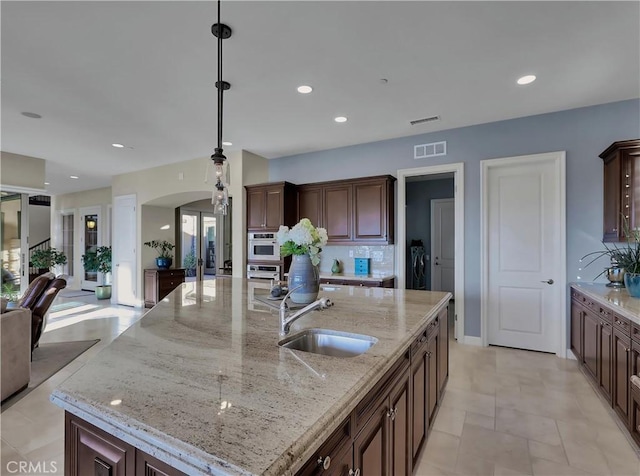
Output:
[463, 335, 482, 346]
[566, 349, 577, 360]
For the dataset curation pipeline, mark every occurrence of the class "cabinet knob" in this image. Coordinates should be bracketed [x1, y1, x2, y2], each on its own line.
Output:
[349, 469, 361, 476]
[427, 351, 433, 357]
[626, 348, 631, 353]
[317, 456, 331, 470]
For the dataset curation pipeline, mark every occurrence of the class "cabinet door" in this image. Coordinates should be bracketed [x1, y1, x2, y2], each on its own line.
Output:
[353, 181, 386, 242]
[438, 307, 449, 402]
[136, 449, 186, 476]
[631, 387, 640, 446]
[265, 187, 284, 230]
[353, 402, 388, 476]
[65, 412, 135, 476]
[599, 320, 613, 403]
[603, 155, 622, 242]
[324, 184, 352, 242]
[583, 310, 598, 380]
[613, 328, 631, 423]
[570, 303, 583, 361]
[427, 332, 439, 424]
[389, 370, 411, 476]
[247, 189, 266, 230]
[411, 347, 427, 466]
[298, 186, 323, 228]
[631, 339, 640, 380]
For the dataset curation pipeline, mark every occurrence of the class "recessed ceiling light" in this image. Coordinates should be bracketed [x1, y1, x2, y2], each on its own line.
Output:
[21, 112, 42, 119]
[70, 175, 79, 179]
[110, 399, 122, 406]
[517, 75, 536, 85]
[160, 225, 170, 230]
[112, 143, 125, 148]
[44, 182, 50, 185]
[222, 141, 232, 146]
[334, 116, 348, 123]
[297, 85, 313, 94]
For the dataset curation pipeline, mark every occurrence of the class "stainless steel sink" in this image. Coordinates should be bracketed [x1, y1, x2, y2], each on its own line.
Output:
[279, 329, 377, 358]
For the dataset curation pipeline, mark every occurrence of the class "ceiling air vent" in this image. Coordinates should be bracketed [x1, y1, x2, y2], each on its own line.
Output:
[414, 141, 447, 159]
[410, 115, 440, 126]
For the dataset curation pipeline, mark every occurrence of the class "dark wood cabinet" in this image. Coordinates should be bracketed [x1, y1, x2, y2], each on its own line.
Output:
[66, 412, 135, 476]
[144, 269, 185, 308]
[613, 327, 631, 422]
[571, 287, 640, 449]
[427, 329, 439, 424]
[296, 175, 396, 245]
[245, 182, 297, 231]
[353, 399, 388, 476]
[353, 179, 394, 243]
[599, 317, 613, 403]
[583, 308, 598, 379]
[389, 370, 411, 476]
[298, 185, 323, 228]
[135, 450, 186, 476]
[410, 328, 429, 467]
[600, 139, 640, 241]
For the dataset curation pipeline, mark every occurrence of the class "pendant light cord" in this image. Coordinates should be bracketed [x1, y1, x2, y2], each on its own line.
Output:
[217, 0, 223, 151]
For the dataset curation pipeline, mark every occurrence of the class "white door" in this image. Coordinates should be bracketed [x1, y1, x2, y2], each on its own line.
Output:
[483, 152, 565, 354]
[113, 195, 137, 306]
[431, 198, 455, 293]
[80, 206, 101, 291]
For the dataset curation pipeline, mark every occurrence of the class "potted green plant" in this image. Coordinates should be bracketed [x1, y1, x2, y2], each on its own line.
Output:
[183, 249, 197, 277]
[581, 218, 640, 295]
[82, 246, 112, 299]
[31, 247, 67, 274]
[144, 240, 175, 269]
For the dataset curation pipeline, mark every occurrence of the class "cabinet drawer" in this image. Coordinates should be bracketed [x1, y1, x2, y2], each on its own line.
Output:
[613, 314, 631, 335]
[595, 305, 613, 323]
[296, 417, 351, 476]
[159, 279, 182, 291]
[426, 316, 439, 338]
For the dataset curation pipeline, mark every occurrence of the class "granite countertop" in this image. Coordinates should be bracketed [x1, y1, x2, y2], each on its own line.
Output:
[571, 282, 640, 325]
[318, 272, 395, 282]
[51, 278, 449, 476]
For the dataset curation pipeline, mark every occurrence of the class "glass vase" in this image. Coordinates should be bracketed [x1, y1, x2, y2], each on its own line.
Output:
[288, 254, 320, 304]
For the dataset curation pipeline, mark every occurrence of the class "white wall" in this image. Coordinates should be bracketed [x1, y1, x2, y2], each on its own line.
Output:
[29, 204, 51, 246]
[0, 152, 46, 191]
[141, 205, 175, 271]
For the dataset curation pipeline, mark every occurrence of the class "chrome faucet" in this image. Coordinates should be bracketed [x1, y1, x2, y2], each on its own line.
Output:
[279, 285, 333, 336]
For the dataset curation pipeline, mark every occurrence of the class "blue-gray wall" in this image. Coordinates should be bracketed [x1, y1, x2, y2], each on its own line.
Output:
[269, 99, 640, 337]
[406, 179, 454, 289]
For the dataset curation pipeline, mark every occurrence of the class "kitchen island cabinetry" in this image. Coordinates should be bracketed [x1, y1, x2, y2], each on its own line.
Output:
[320, 276, 395, 288]
[246, 181, 297, 231]
[570, 283, 640, 447]
[53, 280, 450, 475]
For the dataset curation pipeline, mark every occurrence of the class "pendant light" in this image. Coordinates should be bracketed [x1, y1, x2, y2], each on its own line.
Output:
[210, 0, 231, 215]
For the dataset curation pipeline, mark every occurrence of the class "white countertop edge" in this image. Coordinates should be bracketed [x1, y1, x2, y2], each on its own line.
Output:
[570, 283, 640, 326]
[50, 392, 252, 476]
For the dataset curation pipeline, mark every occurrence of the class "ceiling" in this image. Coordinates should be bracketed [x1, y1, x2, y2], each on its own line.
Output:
[2, 1, 638, 196]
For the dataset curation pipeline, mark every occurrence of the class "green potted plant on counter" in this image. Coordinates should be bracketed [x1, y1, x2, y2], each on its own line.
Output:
[581, 218, 640, 296]
[82, 246, 112, 299]
[144, 240, 175, 269]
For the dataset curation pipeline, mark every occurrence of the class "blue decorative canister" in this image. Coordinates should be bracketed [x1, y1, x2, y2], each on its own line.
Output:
[288, 254, 320, 304]
[624, 273, 640, 298]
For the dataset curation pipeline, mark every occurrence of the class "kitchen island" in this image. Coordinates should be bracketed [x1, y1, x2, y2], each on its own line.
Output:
[51, 279, 450, 475]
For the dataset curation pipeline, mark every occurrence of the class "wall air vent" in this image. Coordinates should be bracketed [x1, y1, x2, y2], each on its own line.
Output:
[414, 141, 447, 159]
[410, 115, 440, 126]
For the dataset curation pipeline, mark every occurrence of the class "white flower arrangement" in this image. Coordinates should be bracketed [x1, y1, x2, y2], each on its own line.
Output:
[277, 218, 328, 266]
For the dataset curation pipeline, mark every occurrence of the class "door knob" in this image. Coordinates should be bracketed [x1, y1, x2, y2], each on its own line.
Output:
[541, 279, 554, 285]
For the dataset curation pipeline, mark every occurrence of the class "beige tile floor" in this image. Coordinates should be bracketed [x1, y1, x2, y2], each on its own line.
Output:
[2, 295, 640, 476]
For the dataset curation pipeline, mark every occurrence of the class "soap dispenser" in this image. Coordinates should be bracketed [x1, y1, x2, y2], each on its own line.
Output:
[331, 259, 341, 274]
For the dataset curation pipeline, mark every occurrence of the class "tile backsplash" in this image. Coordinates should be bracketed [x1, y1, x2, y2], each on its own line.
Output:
[318, 245, 395, 275]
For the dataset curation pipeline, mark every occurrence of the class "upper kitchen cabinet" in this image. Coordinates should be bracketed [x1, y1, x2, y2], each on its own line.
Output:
[600, 140, 640, 242]
[245, 182, 297, 231]
[354, 177, 395, 243]
[297, 175, 396, 245]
